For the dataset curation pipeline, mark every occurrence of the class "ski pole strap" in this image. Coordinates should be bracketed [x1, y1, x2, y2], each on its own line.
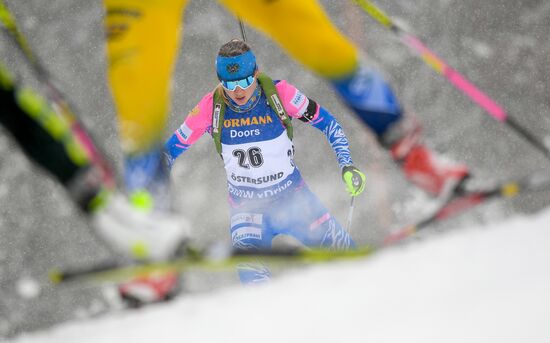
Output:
[211, 73, 293, 155]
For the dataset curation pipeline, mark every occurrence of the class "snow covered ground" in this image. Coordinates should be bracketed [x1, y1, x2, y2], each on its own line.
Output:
[10, 209, 550, 343]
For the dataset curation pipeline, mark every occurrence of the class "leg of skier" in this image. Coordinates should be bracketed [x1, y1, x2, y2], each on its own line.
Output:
[0, 64, 108, 209]
[0, 63, 188, 264]
[270, 185, 356, 251]
[229, 186, 355, 285]
[104, 0, 187, 209]
[103, 0, 189, 307]
[229, 205, 274, 284]
[219, 0, 469, 196]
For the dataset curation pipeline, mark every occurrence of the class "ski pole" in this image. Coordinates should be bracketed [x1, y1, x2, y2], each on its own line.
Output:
[0, 0, 115, 186]
[345, 196, 356, 233]
[238, 18, 247, 42]
[352, 0, 550, 162]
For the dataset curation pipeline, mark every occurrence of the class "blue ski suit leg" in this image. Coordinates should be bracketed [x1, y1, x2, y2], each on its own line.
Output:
[230, 184, 355, 284]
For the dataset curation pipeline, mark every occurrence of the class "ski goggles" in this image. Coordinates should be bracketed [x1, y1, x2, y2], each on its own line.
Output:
[220, 75, 255, 91]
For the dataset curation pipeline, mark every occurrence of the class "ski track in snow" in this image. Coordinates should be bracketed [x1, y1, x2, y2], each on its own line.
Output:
[9, 209, 550, 343]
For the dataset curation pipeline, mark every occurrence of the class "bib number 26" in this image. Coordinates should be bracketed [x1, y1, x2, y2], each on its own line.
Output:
[233, 147, 263, 169]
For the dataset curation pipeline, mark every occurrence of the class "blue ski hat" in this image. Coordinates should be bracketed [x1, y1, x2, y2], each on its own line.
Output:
[216, 50, 257, 81]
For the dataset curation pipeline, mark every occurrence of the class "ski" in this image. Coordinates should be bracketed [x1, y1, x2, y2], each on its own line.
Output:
[50, 172, 550, 285]
[383, 172, 550, 244]
[49, 245, 375, 285]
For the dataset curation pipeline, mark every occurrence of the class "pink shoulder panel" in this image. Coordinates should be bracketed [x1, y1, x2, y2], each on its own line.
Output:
[275, 80, 318, 119]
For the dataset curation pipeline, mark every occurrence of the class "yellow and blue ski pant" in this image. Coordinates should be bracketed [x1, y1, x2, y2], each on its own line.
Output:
[104, 0, 359, 155]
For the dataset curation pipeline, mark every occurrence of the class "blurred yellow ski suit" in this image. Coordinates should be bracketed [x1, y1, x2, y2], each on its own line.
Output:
[104, 0, 359, 155]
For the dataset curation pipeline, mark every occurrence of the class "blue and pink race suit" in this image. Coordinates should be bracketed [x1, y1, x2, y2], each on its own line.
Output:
[165, 79, 356, 283]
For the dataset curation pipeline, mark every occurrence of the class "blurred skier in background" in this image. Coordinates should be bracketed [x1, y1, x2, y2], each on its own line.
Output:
[0, 62, 189, 273]
[103, 0, 468, 303]
[165, 39, 365, 283]
[104, 0, 468, 210]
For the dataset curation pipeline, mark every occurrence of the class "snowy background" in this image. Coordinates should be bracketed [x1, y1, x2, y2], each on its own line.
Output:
[0, 0, 549, 339]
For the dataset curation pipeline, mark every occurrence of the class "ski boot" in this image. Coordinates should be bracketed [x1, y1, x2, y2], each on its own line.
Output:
[331, 64, 468, 196]
[116, 147, 184, 308]
[90, 187, 187, 308]
[118, 271, 180, 308]
[381, 114, 469, 196]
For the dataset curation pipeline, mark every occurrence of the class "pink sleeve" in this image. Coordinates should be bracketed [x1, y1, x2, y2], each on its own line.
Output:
[275, 80, 319, 119]
[173, 92, 214, 146]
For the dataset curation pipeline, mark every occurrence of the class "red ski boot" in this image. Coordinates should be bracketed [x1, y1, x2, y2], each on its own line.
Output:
[398, 144, 469, 196]
[118, 271, 180, 308]
[383, 114, 469, 196]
